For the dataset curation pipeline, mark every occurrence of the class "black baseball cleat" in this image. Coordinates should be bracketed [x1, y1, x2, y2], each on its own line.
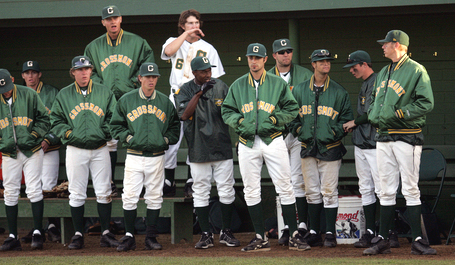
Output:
[0, 237, 22, 251]
[289, 231, 311, 251]
[241, 234, 270, 252]
[323, 233, 337, 248]
[117, 236, 136, 252]
[68, 235, 84, 250]
[195, 232, 214, 249]
[411, 238, 437, 255]
[20, 229, 34, 243]
[184, 178, 194, 198]
[388, 230, 400, 248]
[354, 231, 374, 248]
[31, 233, 44, 250]
[278, 228, 290, 246]
[363, 236, 391, 255]
[47, 226, 61, 242]
[163, 179, 176, 197]
[303, 232, 323, 247]
[100, 232, 119, 248]
[219, 228, 240, 247]
[145, 236, 162, 250]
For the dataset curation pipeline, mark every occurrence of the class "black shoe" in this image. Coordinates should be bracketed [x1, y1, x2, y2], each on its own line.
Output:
[411, 238, 437, 255]
[195, 232, 214, 249]
[363, 236, 391, 255]
[0, 237, 22, 251]
[145, 236, 163, 250]
[298, 227, 308, 237]
[303, 232, 323, 247]
[47, 226, 61, 242]
[220, 228, 240, 247]
[111, 181, 118, 197]
[20, 229, 33, 243]
[31, 233, 44, 250]
[323, 233, 337, 248]
[388, 230, 400, 248]
[68, 235, 84, 250]
[184, 178, 194, 198]
[241, 235, 270, 252]
[163, 179, 176, 197]
[354, 231, 374, 248]
[117, 236, 136, 252]
[100, 232, 119, 247]
[289, 231, 311, 251]
[278, 228, 290, 246]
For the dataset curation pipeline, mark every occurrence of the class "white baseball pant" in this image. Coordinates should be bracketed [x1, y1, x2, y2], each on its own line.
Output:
[41, 150, 60, 191]
[66, 145, 112, 207]
[285, 134, 306, 197]
[122, 154, 165, 210]
[301, 157, 341, 208]
[2, 150, 44, 206]
[191, 159, 235, 208]
[355, 147, 381, 206]
[238, 135, 295, 206]
[377, 141, 422, 206]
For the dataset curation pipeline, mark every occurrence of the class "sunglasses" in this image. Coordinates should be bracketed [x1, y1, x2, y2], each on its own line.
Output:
[277, 49, 293, 55]
[313, 50, 331, 58]
[74, 59, 91, 67]
[346, 58, 362, 64]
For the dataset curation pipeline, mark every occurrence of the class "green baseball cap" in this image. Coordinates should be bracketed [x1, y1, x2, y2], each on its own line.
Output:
[102, 5, 121, 20]
[246, 43, 267, 58]
[343, 50, 371, 68]
[191, 56, 216, 71]
[377, 30, 409, 46]
[139, 62, 160, 77]
[311, 49, 334, 62]
[71, 56, 93, 69]
[273, 38, 293, 53]
[0, 69, 14, 94]
[22, 61, 41, 73]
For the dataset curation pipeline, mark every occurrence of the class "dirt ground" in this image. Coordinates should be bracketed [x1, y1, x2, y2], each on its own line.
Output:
[1, 230, 454, 260]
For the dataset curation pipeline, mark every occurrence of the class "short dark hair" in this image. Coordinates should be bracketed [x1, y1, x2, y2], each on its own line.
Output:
[178, 9, 202, 35]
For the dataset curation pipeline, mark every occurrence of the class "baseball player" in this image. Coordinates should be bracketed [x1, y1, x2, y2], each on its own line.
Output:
[161, 9, 225, 196]
[268, 38, 312, 245]
[84, 5, 155, 195]
[50, 56, 118, 250]
[21, 60, 62, 243]
[342, 51, 380, 248]
[174, 56, 240, 249]
[222, 43, 309, 252]
[0, 69, 50, 251]
[110, 62, 180, 252]
[290, 49, 353, 248]
[363, 30, 436, 255]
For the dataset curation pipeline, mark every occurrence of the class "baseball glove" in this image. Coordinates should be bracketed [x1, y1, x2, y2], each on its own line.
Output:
[43, 181, 70, 198]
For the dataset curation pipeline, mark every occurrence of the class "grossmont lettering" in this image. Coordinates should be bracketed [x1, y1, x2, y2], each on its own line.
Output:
[126, 105, 167, 123]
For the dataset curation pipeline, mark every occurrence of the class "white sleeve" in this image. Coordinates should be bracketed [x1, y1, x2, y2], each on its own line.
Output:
[161, 37, 177, 60]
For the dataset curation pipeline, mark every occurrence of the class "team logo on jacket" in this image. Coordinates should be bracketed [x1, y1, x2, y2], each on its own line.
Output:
[100, 55, 133, 72]
[299, 105, 339, 120]
[376, 80, 406, 97]
[127, 105, 167, 123]
[69, 103, 105, 120]
[215, 99, 223, 107]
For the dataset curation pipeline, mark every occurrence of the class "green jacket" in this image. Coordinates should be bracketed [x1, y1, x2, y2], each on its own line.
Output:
[222, 70, 299, 148]
[50, 80, 116, 149]
[84, 29, 155, 99]
[0, 85, 50, 158]
[110, 88, 180, 157]
[291, 75, 353, 155]
[268, 63, 313, 89]
[36, 81, 61, 151]
[368, 54, 434, 136]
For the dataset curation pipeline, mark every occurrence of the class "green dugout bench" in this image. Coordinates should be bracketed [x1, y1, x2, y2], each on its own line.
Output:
[0, 197, 193, 245]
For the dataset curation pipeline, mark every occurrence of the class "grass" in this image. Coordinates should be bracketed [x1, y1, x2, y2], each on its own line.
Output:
[0, 257, 453, 265]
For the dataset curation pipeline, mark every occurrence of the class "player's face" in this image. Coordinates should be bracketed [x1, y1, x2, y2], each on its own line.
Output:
[247, 56, 268, 73]
[382, 42, 396, 60]
[73, 67, 92, 87]
[182, 16, 200, 36]
[21, 70, 42, 88]
[273, 49, 293, 68]
[312, 60, 331, 75]
[193, 68, 212, 85]
[349, 64, 365, 79]
[102, 16, 122, 37]
[139, 75, 159, 93]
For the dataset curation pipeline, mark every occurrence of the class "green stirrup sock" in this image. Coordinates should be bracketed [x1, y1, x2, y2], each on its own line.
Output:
[308, 203, 323, 232]
[71, 205, 85, 234]
[220, 202, 234, 229]
[124, 209, 137, 234]
[31, 200, 44, 231]
[282, 203, 298, 234]
[363, 203, 377, 233]
[146, 209, 161, 227]
[195, 206, 211, 232]
[5, 205, 18, 238]
[379, 205, 395, 239]
[406, 205, 423, 240]
[296, 197, 309, 225]
[325, 207, 338, 234]
[97, 202, 112, 233]
[248, 203, 265, 238]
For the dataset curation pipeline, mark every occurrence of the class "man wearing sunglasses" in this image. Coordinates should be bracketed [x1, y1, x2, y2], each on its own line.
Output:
[291, 49, 353, 248]
[363, 30, 435, 256]
[268, 38, 312, 245]
[342, 51, 380, 248]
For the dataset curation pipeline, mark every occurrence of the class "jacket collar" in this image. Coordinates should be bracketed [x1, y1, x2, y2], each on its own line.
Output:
[248, 70, 267, 87]
[106, 29, 124, 46]
[388, 54, 409, 72]
[139, 88, 156, 100]
[0, 85, 17, 104]
[74, 79, 93, 95]
[308, 75, 330, 92]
